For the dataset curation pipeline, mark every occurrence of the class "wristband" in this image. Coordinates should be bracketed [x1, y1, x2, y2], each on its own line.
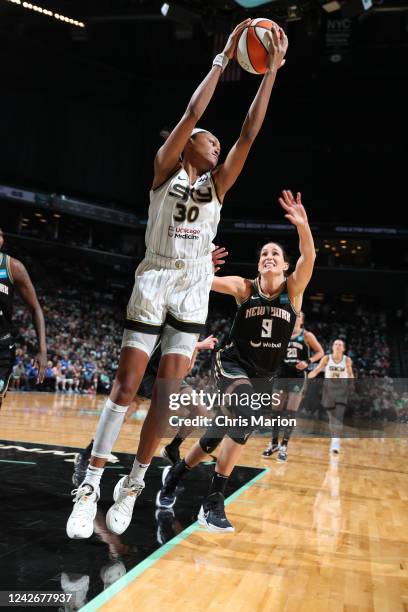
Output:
[213, 53, 229, 72]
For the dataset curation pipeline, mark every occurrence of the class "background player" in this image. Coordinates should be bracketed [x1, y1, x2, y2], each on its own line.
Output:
[262, 311, 324, 461]
[66, 22, 288, 539]
[308, 339, 354, 453]
[0, 228, 46, 407]
[156, 190, 316, 532]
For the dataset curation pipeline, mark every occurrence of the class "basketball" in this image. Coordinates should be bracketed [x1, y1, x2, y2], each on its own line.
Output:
[236, 18, 278, 75]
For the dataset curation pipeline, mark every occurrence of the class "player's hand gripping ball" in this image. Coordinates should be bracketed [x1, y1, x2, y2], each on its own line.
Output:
[236, 18, 288, 74]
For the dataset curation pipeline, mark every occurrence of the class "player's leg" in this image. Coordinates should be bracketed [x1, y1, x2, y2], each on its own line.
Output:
[198, 379, 258, 533]
[124, 395, 143, 423]
[0, 345, 15, 410]
[156, 416, 223, 509]
[277, 390, 302, 462]
[262, 391, 287, 458]
[67, 260, 166, 539]
[328, 402, 346, 454]
[106, 261, 213, 535]
[66, 344, 153, 539]
[72, 439, 95, 487]
[106, 328, 195, 535]
[161, 385, 207, 465]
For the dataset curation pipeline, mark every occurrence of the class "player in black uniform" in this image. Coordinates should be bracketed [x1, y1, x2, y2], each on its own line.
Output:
[72, 334, 218, 487]
[156, 190, 316, 532]
[0, 229, 46, 407]
[262, 311, 324, 462]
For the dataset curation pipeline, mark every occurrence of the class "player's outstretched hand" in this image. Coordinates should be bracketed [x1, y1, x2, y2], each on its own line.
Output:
[267, 24, 288, 70]
[223, 19, 252, 60]
[197, 335, 218, 351]
[35, 351, 47, 384]
[212, 245, 229, 272]
[278, 190, 309, 228]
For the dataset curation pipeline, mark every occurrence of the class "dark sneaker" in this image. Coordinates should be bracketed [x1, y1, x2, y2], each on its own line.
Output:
[155, 508, 176, 545]
[261, 443, 280, 458]
[277, 445, 288, 463]
[72, 440, 94, 487]
[156, 466, 178, 509]
[197, 492, 234, 533]
[160, 445, 181, 466]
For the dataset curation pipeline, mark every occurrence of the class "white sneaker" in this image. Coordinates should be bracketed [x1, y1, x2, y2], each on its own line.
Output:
[100, 560, 127, 589]
[60, 572, 89, 609]
[66, 485, 99, 539]
[106, 476, 144, 535]
[330, 438, 341, 454]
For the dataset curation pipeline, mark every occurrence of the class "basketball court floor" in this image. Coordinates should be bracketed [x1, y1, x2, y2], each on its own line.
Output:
[1, 392, 408, 611]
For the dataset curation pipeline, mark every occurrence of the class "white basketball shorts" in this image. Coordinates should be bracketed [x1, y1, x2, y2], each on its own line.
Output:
[123, 251, 214, 337]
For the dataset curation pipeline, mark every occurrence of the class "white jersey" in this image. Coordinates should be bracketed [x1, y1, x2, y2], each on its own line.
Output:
[145, 166, 221, 260]
[325, 354, 348, 379]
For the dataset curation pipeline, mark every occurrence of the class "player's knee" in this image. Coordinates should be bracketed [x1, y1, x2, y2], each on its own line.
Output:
[227, 430, 253, 446]
[112, 378, 138, 404]
[227, 383, 255, 420]
[199, 435, 221, 454]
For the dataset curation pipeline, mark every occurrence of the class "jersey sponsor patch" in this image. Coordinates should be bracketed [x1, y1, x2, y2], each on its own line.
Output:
[0, 270, 8, 279]
[279, 294, 289, 304]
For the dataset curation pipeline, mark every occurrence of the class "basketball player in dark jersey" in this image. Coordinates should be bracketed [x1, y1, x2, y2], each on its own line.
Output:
[156, 190, 316, 532]
[0, 229, 46, 407]
[72, 334, 218, 487]
[262, 311, 323, 461]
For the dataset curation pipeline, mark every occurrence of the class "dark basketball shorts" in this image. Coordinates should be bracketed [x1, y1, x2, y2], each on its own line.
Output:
[0, 344, 15, 397]
[136, 373, 190, 401]
[275, 366, 307, 395]
[213, 348, 276, 396]
[321, 380, 349, 408]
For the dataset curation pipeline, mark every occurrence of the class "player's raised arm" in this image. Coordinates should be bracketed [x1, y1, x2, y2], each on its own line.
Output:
[213, 25, 288, 201]
[10, 258, 47, 383]
[153, 19, 251, 189]
[281, 191, 316, 312]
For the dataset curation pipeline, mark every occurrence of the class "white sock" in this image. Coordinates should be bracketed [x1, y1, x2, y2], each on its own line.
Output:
[83, 465, 104, 491]
[129, 459, 150, 484]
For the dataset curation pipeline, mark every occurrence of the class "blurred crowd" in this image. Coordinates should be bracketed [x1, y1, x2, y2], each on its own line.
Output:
[10, 288, 408, 423]
[11, 287, 123, 395]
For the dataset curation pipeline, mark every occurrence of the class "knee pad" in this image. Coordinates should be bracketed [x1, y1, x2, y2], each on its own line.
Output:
[199, 435, 222, 454]
[161, 325, 199, 359]
[225, 383, 257, 445]
[121, 330, 159, 356]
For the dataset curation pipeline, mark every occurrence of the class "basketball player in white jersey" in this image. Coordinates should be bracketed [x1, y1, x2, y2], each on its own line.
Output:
[308, 339, 354, 453]
[66, 22, 289, 539]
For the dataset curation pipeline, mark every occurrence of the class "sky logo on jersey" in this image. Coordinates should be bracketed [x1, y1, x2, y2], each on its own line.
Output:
[279, 294, 289, 305]
[0, 270, 8, 279]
